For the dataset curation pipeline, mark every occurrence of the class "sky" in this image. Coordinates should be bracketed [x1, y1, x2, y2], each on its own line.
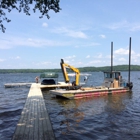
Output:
[1, 0, 140, 69]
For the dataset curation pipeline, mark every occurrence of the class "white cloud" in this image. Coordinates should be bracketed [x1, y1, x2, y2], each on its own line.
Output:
[15, 56, 20, 59]
[114, 48, 129, 55]
[88, 60, 101, 64]
[52, 27, 88, 39]
[86, 55, 90, 58]
[114, 48, 135, 55]
[91, 43, 100, 46]
[16, 56, 20, 59]
[61, 55, 76, 65]
[118, 58, 126, 62]
[65, 55, 76, 59]
[0, 32, 97, 50]
[0, 36, 72, 49]
[96, 53, 102, 58]
[108, 20, 129, 30]
[10, 56, 21, 60]
[33, 61, 52, 67]
[108, 20, 140, 32]
[0, 59, 5, 62]
[0, 38, 13, 49]
[42, 22, 48, 27]
[99, 34, 106, 39]
[40, 61, 51, 65]
[132, 53, 140, 62]
[68, 30, 87, 38]
[130, 25, 140, 31]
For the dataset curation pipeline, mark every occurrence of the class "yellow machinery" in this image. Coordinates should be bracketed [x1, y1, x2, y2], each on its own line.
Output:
[60, 59, 80, 86]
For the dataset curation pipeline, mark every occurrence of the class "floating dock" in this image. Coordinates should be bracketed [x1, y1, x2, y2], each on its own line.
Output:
[50, 87, 129, 99]
[12, 83, 55, 140]
[5, 82, 72, 89]
[4, 83, 32, 88]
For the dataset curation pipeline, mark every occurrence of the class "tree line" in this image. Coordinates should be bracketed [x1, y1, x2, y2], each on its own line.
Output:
[0, 65, 140, 73]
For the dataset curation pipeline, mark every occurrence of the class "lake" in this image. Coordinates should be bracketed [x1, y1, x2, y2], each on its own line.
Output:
[0, 72, 140, 140]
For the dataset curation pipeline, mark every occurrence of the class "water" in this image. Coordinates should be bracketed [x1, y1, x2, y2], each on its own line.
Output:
[0, 72, 140, 140]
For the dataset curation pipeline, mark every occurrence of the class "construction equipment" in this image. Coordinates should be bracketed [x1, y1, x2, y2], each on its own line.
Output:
[60, 59, 80, 88]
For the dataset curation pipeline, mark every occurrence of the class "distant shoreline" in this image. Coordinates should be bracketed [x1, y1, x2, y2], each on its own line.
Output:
[0, 65, 140, 73]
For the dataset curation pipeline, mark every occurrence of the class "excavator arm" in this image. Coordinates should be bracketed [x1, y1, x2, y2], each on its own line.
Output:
[60, 59, 80, 86]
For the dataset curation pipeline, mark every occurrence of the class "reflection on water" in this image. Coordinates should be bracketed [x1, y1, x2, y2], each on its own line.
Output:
[43, 90, 139, 140]
[105, 92, 132, 112]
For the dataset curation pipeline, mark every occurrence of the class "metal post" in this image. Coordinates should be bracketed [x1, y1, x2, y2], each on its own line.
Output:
[111, 42, 113, 77]
[128, 37, 131, 83]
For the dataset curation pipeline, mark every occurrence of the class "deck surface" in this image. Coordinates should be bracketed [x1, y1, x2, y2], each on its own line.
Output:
[4, 83, 32, 88]
[5, 82, 72, 89]
[50, 87, 129, 99]
[12, 83, 55, 140]
[40, 83, 72, 89]
[51, 87, 126, 94]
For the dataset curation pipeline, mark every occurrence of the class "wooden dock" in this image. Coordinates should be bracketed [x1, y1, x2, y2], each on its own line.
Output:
[4, 83, 32, 88]
[5, 82, 72, 89]
[12, 83, 55, 140]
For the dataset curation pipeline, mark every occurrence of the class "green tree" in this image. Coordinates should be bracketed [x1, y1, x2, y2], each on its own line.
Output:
[0, 0, 61, 33]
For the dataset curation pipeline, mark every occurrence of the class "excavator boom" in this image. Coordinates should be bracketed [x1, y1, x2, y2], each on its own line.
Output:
[60, 59, 80, 86]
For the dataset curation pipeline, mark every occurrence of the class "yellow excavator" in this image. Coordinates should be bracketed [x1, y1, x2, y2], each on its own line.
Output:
[60, 59, 81, 89]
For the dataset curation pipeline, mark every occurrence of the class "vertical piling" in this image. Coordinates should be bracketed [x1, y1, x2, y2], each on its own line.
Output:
[111, 42, 113, 78]
[128, 37, 131, 84]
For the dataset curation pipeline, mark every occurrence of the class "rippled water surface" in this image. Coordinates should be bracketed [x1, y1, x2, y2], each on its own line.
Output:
[0, 72, 140, 140]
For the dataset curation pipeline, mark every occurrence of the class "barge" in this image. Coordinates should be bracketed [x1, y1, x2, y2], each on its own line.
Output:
[50, 71, 132, 99]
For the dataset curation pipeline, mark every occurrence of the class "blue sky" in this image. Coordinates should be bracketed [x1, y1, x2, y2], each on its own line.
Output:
[1, 0, 140, 69]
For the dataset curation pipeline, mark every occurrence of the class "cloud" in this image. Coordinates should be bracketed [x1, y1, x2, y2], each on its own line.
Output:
[40, 61, 51, 65]
[88, 60, 101, 64]
[96, 53, 102, 58]
[0, 36, 72, 49]
[61, 55, 76, 64]
[0, 34, 100, 49]
[99, 34, 106, 39]
[108, 20, 140, 32]
[86, 55, 90, 58]
[0, 38, 14, 49]
[114, 48, 129, 55]
[52, 27, 88, 39]
[42, 22, 48, 27]
[114, 48, 135, 55]
[65, 55, 76, 59]
[10, 56, 21, 60]
[0, 59, 5, 62]
[118, 57, 126, 62]
[132, 53, 140, 62]
[15, 56, 20, 59]
[84, 42, 100, 47]
[108, 20, 129, 30]
[32, 61, 52, 68]
[130, 24, 140, 32]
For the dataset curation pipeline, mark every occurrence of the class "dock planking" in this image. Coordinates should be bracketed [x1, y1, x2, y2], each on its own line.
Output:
[4, 83, 32, 88]
[12, 83, 55, 140]
[5, 82, 72, 89]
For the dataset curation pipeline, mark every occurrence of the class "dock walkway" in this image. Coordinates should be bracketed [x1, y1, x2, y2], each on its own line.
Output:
[4, 83, 32, 88]
[12, 83, 55, 140]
